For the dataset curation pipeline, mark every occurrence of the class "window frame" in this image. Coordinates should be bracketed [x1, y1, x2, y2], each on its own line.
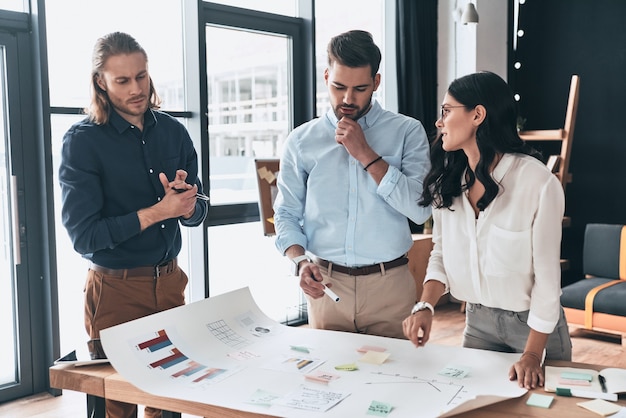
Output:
[199, 2, 314, 227]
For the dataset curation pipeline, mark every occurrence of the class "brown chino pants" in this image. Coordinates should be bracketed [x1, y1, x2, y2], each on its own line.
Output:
[84, 260, 187, 418]
[306, 264, 416, 339]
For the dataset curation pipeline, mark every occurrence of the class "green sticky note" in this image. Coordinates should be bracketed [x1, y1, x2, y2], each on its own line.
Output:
[526, 393, 554, 409]
[560, 372, 593, 381]
[246, 389, 280, 406]
[367, 400, 393, 416]
[290, 345, 310, 353]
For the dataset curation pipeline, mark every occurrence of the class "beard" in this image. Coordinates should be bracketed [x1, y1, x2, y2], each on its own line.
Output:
[333, 97, 372, 121]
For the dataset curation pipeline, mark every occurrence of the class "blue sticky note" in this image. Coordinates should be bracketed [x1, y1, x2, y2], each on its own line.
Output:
[526, 393, 554, 409]
[367, 400, 393, 417]
[560, 372, 593, 382]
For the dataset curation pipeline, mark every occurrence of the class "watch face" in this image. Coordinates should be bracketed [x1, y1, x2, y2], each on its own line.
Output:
[292, 255, 308, 276]
[411, 302, 427, 315]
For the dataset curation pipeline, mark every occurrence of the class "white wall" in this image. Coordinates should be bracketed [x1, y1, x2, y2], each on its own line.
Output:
[437, 0, 508, 104]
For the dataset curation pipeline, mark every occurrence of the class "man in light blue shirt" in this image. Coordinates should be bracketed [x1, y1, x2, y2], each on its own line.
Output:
[274, 30, 431, 339]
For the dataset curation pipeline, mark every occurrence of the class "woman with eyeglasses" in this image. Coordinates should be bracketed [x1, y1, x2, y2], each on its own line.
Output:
[402, 71, 572, 390]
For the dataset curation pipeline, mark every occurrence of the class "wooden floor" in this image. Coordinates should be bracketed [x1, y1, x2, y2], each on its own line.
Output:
[1, 302, 624, 417]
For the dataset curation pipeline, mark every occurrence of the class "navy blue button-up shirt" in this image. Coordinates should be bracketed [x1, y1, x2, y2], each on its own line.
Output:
[59, 109, 207, 269]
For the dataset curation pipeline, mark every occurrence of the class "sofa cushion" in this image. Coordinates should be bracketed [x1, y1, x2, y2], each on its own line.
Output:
[583, 224, 624, 278]
[561, 277, 626, 316]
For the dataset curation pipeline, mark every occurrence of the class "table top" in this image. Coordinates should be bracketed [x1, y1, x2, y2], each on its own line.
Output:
[50, 360, 626, 418]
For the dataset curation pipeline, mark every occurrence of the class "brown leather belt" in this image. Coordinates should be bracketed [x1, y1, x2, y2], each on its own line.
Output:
[312, 255, 408, 276]
[89, 258, 177, 278]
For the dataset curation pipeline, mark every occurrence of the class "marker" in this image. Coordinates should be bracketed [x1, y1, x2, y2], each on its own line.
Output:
[555, 387, 617, 402]
[323, 286, 340, 302]
[173, 187, 210, 201]
[599, 374, 608, 393]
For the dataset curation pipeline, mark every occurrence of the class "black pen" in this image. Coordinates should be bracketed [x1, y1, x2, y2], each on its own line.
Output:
[599, 374, 607, 393]
[172, 187, 210, 201]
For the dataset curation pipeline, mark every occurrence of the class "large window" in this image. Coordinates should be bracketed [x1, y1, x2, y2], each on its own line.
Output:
[0, 41, 19, 392]
[206, 26, 291, 205]
[0, 26, 40, 402]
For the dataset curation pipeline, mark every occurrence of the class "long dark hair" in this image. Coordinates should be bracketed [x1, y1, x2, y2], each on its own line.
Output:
[420, 71, 541, 210]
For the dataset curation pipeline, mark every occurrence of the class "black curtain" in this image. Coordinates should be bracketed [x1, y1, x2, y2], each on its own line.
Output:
[396, 0, 438, 233]
[396, 0, 438, 139]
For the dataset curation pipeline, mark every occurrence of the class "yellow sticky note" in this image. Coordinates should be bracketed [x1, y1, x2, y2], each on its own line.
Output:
[357, 345, 386, 353]
[335, 363, 358, 371]
[360, 351, 391, 365]
[577, 399, 622, 416]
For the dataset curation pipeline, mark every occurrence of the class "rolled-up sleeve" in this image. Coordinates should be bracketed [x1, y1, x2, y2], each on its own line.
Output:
[528, 175, 565, 333]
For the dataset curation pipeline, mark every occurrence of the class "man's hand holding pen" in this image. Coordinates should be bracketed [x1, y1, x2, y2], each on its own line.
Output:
[299, 261, 340, 302]
[159, 170, 207, 220]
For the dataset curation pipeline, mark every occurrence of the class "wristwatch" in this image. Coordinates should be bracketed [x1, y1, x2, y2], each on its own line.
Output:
[290, 255, 311, 276]
[411, 301, 435, 316]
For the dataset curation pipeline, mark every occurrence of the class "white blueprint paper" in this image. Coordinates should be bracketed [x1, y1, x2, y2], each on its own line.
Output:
[100, 287, 526, 417]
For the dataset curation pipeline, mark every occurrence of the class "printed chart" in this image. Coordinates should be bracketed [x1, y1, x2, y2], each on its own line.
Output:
[130, 329, 236, 387]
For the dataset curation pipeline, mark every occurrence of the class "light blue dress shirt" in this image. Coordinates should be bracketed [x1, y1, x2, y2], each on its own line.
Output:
[274, 100, 431, 267]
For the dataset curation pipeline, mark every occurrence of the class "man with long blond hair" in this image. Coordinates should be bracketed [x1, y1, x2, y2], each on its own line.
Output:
[59, 31, 207, 418]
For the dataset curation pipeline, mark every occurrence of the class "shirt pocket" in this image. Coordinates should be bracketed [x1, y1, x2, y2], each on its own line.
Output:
[161, 156, 181, 179]
[485, 225, 532, 276]
[366, 155, 401, 193]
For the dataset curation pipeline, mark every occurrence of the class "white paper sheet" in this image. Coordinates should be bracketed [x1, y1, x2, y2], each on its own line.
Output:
[101, 287, 526, 417]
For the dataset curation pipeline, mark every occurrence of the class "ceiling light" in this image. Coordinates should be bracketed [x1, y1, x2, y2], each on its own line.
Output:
[461, 2, 479, 25]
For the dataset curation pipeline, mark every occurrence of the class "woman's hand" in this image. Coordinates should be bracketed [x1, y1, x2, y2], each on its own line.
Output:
[509, 351, 544, 389]
[402, 311, 433, 347]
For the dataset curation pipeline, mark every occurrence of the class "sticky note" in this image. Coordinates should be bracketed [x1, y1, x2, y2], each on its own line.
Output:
[357, 345, 386, 353]
[577, 399, 622, 416]
[246, 389, 280, 406]
[290, 345, 310, 353]
[607, 407, 626, 418]
[561, 371, 593, 381]
[367, 400, 393, 416]
[526, 393, 554, 409]
[558, 377, 591, 386]
[359, 351, 391, 365]
[305, 369, 340, 384]
[335, 363, 358, 371]
[438, 364, 471, 379]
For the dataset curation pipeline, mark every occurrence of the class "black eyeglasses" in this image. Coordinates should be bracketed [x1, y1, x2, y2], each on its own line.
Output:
[440, 105, 467, 120]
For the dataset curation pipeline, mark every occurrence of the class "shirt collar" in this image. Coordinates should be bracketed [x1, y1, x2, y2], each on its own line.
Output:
[109, 108, 157, 134]
[325, 99, 382, 131]
[491, 153, 515, 183]
[462, 153, 515, 188]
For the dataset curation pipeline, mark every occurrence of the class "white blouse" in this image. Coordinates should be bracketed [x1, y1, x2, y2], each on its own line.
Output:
[426, 153, 565, 334]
